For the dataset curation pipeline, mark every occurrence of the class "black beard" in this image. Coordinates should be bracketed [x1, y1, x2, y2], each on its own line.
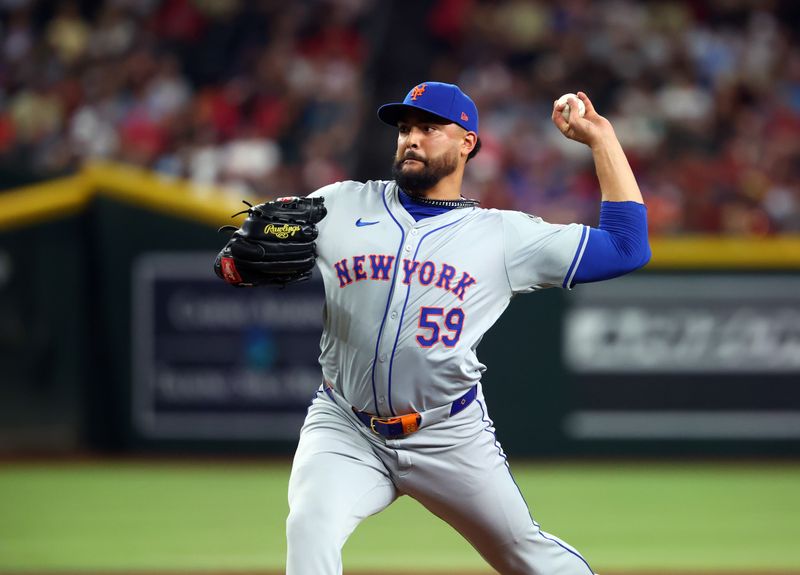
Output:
[391, 151, 458, 196]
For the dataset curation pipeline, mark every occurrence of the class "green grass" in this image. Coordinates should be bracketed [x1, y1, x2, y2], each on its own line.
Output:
[0, 461, 799, 572]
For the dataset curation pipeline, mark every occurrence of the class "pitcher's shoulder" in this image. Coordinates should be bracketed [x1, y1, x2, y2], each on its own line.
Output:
[465, 208, 561, 240]
[470, 206, 510, 225]
[308, 179, 393, 201]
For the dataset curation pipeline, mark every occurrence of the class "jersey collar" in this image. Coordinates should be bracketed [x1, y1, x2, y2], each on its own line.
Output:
[387, 182, 477, 229]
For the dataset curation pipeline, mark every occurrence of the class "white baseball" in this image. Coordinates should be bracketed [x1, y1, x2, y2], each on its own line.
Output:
[556, 93, 586, 121]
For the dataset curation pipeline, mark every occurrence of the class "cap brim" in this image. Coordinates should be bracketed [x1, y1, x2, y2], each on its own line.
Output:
[377, 103, 457, 128]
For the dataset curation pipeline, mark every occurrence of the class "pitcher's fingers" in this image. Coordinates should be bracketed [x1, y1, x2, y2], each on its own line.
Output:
[577, 91, 596, 116]
[567, 96, 583, 121]
[552, 101, 569, 132]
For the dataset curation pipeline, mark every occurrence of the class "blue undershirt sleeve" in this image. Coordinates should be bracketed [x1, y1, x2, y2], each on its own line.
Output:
[572, 201, 651, 285]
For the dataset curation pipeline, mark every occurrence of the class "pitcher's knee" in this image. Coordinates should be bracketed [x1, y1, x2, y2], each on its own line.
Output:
[286, 504, 344, 546]
[481, 528, 594, 575]
[286, 505, 344, 575]
[287, 506, 318, 543]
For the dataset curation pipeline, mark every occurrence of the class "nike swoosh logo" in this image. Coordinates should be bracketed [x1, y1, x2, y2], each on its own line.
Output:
[355, 218, 380, 227]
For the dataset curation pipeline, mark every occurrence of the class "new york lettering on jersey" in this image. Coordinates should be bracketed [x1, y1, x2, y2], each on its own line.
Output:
[333, 254, 477, 300]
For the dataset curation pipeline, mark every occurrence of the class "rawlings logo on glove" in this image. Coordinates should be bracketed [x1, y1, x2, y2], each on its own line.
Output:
[213, 196, 327, 287]
[264, 223, 302, 239]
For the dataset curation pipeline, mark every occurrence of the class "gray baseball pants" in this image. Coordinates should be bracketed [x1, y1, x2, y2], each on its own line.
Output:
[286, 386, 595, 575]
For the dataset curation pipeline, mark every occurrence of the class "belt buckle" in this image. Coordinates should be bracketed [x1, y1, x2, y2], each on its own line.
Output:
[369, 415, 382, 435]
[369, 413, 421, 437]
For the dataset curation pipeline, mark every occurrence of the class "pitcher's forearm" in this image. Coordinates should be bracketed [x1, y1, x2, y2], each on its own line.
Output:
[591, 131, 644, 204]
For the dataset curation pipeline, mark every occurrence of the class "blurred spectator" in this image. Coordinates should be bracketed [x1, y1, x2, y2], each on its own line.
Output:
[46, 2, 90, 64]
[0, 0, 799, 234]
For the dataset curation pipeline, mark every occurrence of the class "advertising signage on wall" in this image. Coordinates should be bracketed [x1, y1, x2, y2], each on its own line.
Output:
[562, 275, 800, 441]
[564, 276, 800, 373]
[132, 252, 325, 440]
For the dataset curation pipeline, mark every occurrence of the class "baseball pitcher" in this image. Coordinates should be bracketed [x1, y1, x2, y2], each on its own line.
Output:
[215, 82, 651, 574]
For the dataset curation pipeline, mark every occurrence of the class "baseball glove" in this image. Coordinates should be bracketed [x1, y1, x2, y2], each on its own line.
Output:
[214, 196, 327, 287]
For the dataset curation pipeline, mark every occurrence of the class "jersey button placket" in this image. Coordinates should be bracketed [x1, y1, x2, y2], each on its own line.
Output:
[379, 241, 412, 416]
[404, 228, 415, 254]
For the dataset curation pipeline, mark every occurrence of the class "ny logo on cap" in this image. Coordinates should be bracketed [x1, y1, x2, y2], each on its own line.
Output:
[461, 111, 469, 121]
[410, 84, 427, 101]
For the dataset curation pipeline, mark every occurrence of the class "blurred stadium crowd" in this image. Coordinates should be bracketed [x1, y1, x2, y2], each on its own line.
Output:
[1, 0, 799, 234]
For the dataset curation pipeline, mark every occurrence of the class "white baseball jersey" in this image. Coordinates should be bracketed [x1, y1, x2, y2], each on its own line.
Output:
[309, 180, 588, 417]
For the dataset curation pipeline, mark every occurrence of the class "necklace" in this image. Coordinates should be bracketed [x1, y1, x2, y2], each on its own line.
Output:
[400, 190, 480, 209]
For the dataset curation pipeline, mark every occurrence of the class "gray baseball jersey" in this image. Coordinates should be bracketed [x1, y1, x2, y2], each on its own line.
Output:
[309, 179, 587, 416]
[287, 179, 595, 575]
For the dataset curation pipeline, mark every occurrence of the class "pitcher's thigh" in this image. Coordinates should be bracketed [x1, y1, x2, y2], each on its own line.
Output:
[286, 398, 397, 575]
[402, 430, 594, 574]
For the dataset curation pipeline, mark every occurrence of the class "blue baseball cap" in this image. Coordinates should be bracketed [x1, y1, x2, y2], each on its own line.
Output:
[378, 81, 479, 134]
